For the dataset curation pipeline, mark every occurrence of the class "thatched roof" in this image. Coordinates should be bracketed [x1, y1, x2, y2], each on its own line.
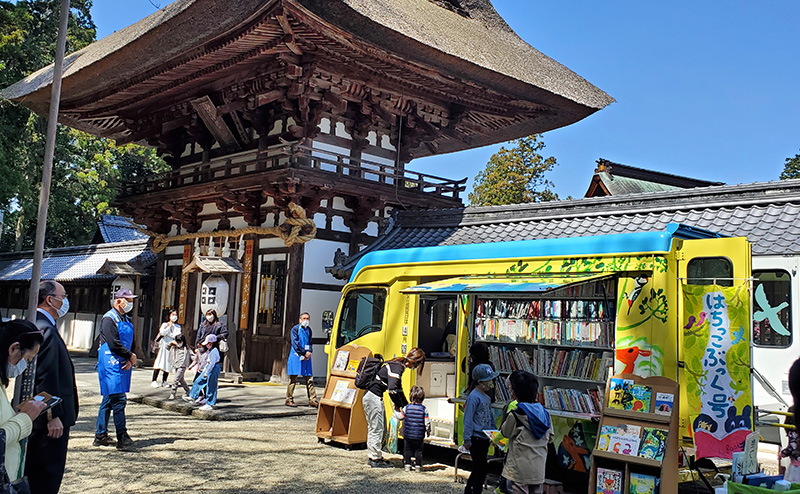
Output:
[2, 0, 612, 151]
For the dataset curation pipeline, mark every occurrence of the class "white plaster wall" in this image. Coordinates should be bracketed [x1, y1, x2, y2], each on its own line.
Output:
[313, 212, 327, 229]
[364, 222, 378, 237]
[331, 197, 351, 212]
[331, 215, 347, 232]
[303, 239, 350, 285]
[258, 237, 287, 250]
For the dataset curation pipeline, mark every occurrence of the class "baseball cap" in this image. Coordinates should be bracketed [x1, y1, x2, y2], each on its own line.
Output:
[472, 363, 499, 382]
[202, 334, 218, 345]
[113, 288, 137, 299]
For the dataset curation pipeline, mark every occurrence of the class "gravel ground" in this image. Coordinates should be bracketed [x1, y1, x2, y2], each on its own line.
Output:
[60, 385, 470, 494]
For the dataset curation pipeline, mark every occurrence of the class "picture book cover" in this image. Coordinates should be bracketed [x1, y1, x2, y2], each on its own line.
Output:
[654, 392, 674, 416]
[638, 427, 668, 461]
[596, 425, 617, 451]
[625, 384, 652, 413]
[629, 473, 657, 494]
[608, 433, 641, 456]
[483, 430, 509, 453]
[346, 359, 361, 372]
[608, 378, 633, 409]
[332, 350, 349, 371]
[596, 467, 623, 494]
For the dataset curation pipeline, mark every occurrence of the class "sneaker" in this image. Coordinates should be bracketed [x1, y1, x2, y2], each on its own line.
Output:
[414, 465, 422, 473]
[195, 397, 207, 405]
[199, 404, 213, 411]
[308, 400, 319, 408]
[368, 459, 393, 469]
[285, 399, 297, 407]
[150, 381, 159, 388]
[116, 433, 134, 451]
[162, 381, 171, 387]
[404, 464, 412, 472]
[93, 434, 116, 447]
[182, 395, 195, 403]
[167, 394, 176, 400]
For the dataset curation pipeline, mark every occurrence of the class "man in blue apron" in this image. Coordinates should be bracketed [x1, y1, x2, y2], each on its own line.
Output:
[285, 312, 318, 407]
[94, 288, 138, 450]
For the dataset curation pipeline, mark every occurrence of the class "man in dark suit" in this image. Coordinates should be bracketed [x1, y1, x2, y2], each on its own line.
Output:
[25, 280, 79, 494]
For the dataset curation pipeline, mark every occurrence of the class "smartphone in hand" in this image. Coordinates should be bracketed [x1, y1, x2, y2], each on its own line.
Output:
[17, 392, 62, 414]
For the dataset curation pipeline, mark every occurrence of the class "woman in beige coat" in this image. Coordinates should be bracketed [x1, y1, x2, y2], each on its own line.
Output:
[0, 320, 48, 483]
[501, 371, 554, 494]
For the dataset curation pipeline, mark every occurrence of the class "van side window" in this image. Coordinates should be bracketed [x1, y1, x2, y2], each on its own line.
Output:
[753, 270, 792, 347]
[686, 257, 733, 287]
[336, 289, 387, 348]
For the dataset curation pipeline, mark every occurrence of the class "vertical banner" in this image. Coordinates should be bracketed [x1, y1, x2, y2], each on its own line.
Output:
[683, 283, 751, 459]
[178, 244, 191, 325]
[239, 240, 254, 330]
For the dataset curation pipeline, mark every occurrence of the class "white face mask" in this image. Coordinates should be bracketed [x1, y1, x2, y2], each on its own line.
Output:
[206, 315, 214, 323]
[121, 300, 134, 313]
[7, 357, 27, 379]
[51, 296, 69, 318]
[170, 315, 178, 323]
[301, 320, 310, 328]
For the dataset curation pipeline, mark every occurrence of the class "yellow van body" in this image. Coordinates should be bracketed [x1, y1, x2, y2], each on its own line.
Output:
[325, 224, 751, 471]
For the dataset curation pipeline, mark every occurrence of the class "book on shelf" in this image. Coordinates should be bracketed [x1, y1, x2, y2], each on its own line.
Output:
[596, 423, 641, 451]
[345, 360, 360, 372]
[607, 433, 640, 456]
[638, 427, 668, 461]
[653, 392, 673, 416]
[596, 467, 623, 494]
[608, 378, 633, 410]
[626, 385, 652, 413]
[541, 386, 601, 415]
[629, 473, 658, 494]
[332, 350, 349, 371]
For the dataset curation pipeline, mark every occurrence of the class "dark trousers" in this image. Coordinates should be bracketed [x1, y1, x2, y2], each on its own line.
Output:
[152, 369, 169, 382]
[25, 427, 70, 494]
[403, 437, 425, 466]
[465, 436, 491, 494]
[96, 393, 127, 437]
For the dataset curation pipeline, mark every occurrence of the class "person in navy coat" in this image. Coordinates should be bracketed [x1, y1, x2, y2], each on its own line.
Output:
[285, 312, 318, 407]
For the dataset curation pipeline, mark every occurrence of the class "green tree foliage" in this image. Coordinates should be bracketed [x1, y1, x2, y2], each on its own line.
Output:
[0, 1, 168, 251]
[468, 134, 559, 206]
[780, 150, 800, 180]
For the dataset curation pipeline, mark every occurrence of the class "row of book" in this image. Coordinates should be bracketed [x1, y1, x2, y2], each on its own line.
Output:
[476, 298, 610, 320]
[475, 318, 614, 347]
[608, 378, 674, 416]
[486, 346, 613, 383]
[533, 348, 613, 382]
[541, 386, 604, 416]
[596, 468, 659, 494]
[597, 422, 669, 461]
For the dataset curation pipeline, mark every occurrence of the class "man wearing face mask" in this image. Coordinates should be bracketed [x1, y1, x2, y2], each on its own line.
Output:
[94, 289, 137, 451]
[25, 280, 79, 494]
[285, 312, 318, 408]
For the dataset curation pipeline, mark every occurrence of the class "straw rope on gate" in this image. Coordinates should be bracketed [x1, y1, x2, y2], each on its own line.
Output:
[128, 202, 317, 253]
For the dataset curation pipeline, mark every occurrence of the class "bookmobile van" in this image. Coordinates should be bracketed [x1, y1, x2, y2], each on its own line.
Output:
[325, 223, 754, 484]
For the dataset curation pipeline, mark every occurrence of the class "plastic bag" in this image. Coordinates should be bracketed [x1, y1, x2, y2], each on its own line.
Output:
[786, 460, 800, 484]
[387, 415, 400, 454]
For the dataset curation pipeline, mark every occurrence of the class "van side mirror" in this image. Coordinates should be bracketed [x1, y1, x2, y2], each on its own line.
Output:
[322, 310, 334, 335]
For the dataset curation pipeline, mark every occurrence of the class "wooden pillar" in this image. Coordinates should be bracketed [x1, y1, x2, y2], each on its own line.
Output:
[151, 250, 166, 345]
[132, 275, 146, 361]
[273, 242, 304, 380]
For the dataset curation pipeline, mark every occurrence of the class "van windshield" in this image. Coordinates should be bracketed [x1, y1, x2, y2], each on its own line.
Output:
[336, 288, 387, 348]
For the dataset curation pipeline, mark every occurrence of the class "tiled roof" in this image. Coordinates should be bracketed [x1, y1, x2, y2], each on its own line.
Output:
[0, 241, 155, 282]
[328, 179, 800, 278]
[97, 215, 148, 243]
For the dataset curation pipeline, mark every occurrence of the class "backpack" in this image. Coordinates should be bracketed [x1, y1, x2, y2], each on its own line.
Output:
[354, 355, 383, 389]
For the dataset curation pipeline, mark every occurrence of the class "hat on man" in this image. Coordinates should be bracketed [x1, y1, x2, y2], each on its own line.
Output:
[202, 334, 218, 345]
[113, 288, 138, 299]
[472, 363, 500, 382]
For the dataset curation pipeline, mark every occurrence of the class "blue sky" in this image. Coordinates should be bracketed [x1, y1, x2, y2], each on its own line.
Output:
[89, 1, 800, 200]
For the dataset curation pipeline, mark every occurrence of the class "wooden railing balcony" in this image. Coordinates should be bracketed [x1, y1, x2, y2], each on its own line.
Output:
[118, 143, 467, 201]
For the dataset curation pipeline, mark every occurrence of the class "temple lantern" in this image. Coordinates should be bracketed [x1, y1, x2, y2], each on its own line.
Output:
[200, 275, 229, 316]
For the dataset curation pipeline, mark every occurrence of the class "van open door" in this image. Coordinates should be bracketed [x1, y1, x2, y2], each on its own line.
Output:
[676, 235, 752, 458]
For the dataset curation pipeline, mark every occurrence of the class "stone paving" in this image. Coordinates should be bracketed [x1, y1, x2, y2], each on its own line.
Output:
[62, 357, 470, 494]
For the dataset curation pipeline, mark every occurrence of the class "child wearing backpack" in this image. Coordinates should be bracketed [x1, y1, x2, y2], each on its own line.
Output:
[393, 385, 431, 472]
[500, 371, 553, 494]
